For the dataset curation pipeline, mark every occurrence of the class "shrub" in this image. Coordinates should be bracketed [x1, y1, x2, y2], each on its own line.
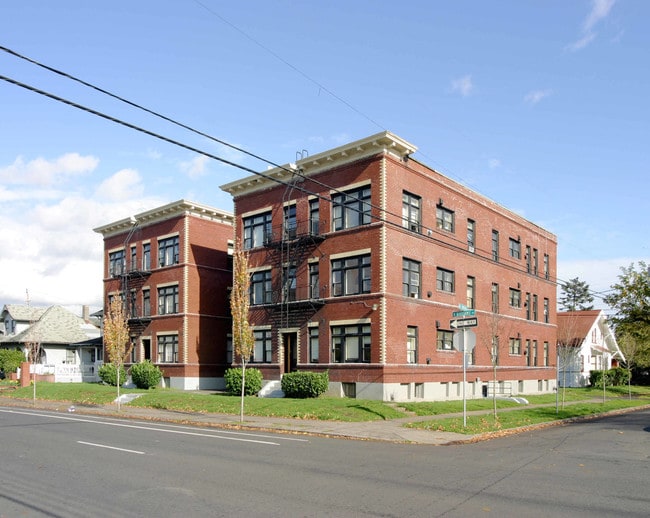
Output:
[608, 367, 630, 386]
[281, 371, 329, 398]
[130, 360, 162, 389]
[225, 367, 263, 396]
[98, 363, 127, 387]
[0, 349, 26, 373]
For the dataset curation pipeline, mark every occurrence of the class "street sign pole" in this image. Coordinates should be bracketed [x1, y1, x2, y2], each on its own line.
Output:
[462, 327, 467, 428]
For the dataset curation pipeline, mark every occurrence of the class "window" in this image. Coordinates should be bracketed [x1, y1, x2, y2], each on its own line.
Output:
[491, 283, 499, 313]
[158, 285, 179, 314]
[466, 276, 475, 309]
[492, 230, 499, 261]
[130, 246, 137, 272]
[331, 254, 371, 296]
[543, 253, 549, 280]
[526, 339, 531, 366]
[543, 298, 549, 323]
[437, 330, 454, 351]
[402, 259, 421, 298]
[332, 185, 371, 231]
[532, 294, 538, 321]
[157, 334, 178, 363]
[309, 326, 319, 363]
[309, 199, 320, 236]
[109, 249, 125, 276]
[509, 238, 521, 259]
[407, 326, 418, 364]
[525, 245, 531, 273]
[436, 268, 455, 293]
[158, 236, 179, 267]
[142, 289, 150, 317]
[129, 290, 136, 316]
[252, 329, 272, 363]
[243, 212, 272, 249]
[509, 288, 521, 308]
[525, 292, 531, 319]
[226, 334, 232, 364]
[142, 243, 151, 271]
[436, 206, 454, 232]
[491, 336, 500, 365]
[282, 265, 297, 302]
[467, 219, 475, 252]
[402, 191, 421, 232]
[509, 337, 521, 355]
[65, 349, 76, 364]
[284, 204, 297, 240]
[544, 341, 549, 366]
[250, 270, 272, 305]
[532, 248, 538, 276]
[332, 324, 371, 363]
[533, 340, 538, 366]
[309, 263, 320, 299]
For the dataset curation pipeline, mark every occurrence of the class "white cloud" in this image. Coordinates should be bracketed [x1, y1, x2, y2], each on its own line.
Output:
[524, 89, 553, 105]
[95, 168, 144, 201]
[180, 154, 209, 179]
[488, 158, 501, 169]
[450, 75, 474, 97]
[567, 0, 616, 52]
[0, 153, 98, 186]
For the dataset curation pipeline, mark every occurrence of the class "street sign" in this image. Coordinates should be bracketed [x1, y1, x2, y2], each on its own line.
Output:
[450, 317, 478, 329]
[452, 310, 475, 317]
[453, 329, 476, 353]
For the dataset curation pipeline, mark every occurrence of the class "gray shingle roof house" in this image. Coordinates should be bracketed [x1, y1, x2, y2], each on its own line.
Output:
[0, 304, 102, 382]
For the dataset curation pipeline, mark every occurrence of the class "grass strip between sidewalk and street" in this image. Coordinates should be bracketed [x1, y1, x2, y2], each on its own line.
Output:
[1, 381, 649, 431]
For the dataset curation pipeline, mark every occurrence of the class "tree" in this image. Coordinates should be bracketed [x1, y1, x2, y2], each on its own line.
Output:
[230, 242, 255, 423]
[103, 296, 132, 411]
[556, 312, 582, 409]
[603, 261, 650, 369]
[559, 277, 594, 311]
[616, 331, 644, 399]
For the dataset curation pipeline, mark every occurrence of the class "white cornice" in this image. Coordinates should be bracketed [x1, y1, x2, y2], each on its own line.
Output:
[220, 131, 417, 197]
[93, 199, 233, 237]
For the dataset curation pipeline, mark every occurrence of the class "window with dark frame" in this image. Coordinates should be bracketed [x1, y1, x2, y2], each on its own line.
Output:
[157, 285, 178, 315]
[282, 264, 297, 302]
[309, 199, 320, 236]
[157, 334, 178, 363]
[142, 243, 151, 271]
[509, 287, 521, 308]
[466, 276, 475, 309]
[402, 258, 421, 298]
[309, 326, 319, 363]
[509, 337, 521, 355]
[331, 324, 371, 363]
[436, 205, 455, 232]
[109, 249, 125, 276]
[402, 191, 421, 233]
[158, 236, 179, 267]
[509, 238, 521, 259]
[491, 283, 499, 313]
[252, 329, 272, 363]
[243, 212, 272, 249]
[492, 230, 499, 261]
[250, 270, 272, 305]
[407, 326, 418, 364]
[437, 330, 454, 350]
[467, 219, 475, 252]
[436, 268, 455, 293]
[284, 204, 297, 240]
[331, 254, 371, 296]
[309, 262, 320, 299]
[332, 185, 371, 231]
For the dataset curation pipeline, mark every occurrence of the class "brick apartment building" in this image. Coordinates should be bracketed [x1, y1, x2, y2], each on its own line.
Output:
[221, 131, 558, 401]
[94, 200, 234, 389]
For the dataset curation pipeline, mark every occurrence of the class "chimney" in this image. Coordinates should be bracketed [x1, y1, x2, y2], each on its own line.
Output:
[82, 305, 90, 322]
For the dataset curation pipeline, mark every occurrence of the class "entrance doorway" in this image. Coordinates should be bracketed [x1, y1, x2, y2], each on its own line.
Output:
[283, 332, 298, 374]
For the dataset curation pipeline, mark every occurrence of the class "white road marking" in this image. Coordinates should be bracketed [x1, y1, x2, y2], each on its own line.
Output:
[0, 408, 284, 446]
[77, 441, 145, 455]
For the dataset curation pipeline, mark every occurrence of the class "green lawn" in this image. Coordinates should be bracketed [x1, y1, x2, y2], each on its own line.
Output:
[2, 381, 649, 431]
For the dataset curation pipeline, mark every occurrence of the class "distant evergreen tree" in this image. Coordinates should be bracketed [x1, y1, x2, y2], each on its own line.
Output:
[559, 277, 594, 311]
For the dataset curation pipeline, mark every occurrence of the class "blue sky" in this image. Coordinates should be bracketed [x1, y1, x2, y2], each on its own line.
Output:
[1, 0, 647, 311]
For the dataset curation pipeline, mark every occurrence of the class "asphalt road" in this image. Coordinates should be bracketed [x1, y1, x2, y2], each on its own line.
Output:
[1, 406, 648, 517]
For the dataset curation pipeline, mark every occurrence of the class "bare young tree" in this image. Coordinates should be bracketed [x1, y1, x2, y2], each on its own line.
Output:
[103, 296, 132, 411]
[616, 329, 646, 400]
[556, 313, 582, 409]
[231, 242, 255, 423]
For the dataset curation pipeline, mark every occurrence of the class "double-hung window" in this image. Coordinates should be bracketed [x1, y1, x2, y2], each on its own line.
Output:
[331, 324, 371, 363]
[509, 238, 521, 259]
[492, 230, 499, 261]
[466, 276, 475, 309]
[309, 199, 320, 236]
[243, 212, 272, 249]
[436, 206, 454, 232]
[309, 263, 320, 299]
[109, 250, 125, 276]
[158, 236, 179, 267]
[282, 265, 297, 302]
[402, 258, 421, 298]
[491, 283, 499, 313]
[402, 191, 421, 232]
[331, 254, 371, 296]
[436, 268, 455, 293]
[509, 337, 521, 355]
[407, 326, 418, 364]
[142, 243, 151, 271]
[250, 270, 272, 305]
[332, 186, 371, 231]
[309, 326, 319, 363]
[158, 285, 178, 315]
[509, 288, 521, 308]
[467, 219, 475, 252]
[252, 329, 272, 363]
[157, 334, 178, 363]
[437, 330, 454, 351]
[284, 204, 297, 240]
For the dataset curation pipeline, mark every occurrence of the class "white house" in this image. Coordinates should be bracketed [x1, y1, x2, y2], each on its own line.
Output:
[557, 310, 624, 387]
[0, 304, 102, 382]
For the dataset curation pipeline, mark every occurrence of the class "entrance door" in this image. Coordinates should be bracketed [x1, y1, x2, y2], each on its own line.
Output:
[283, 333, 298, 373]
